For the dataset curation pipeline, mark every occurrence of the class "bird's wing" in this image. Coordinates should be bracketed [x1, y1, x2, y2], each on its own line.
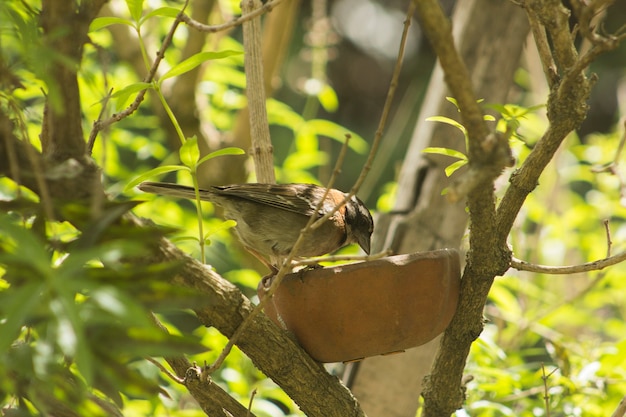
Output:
[212, 183, 328, 216]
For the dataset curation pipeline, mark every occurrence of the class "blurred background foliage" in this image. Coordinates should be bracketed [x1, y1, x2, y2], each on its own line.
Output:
[0, 0, 625, 416]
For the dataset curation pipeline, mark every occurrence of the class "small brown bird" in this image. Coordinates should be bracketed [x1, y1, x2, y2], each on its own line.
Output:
[138, 182, 374, 271]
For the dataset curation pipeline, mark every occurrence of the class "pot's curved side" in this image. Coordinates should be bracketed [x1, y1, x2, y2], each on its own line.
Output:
[260, 249, 461, 362]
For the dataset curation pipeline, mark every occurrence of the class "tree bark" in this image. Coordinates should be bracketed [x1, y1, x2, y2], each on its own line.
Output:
[347, 1, 529, 415]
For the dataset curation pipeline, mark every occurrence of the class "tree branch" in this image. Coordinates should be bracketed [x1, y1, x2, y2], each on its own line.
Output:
[510, 251, 626, 274]
[180, 0, 282, 33]
[413, 0, 516, 415]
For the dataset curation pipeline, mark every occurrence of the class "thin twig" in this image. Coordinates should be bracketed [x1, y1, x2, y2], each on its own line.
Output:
[293, 249, 390, 266]
[310, 0, 415, 231]
[604, 219, 613, 257]
[247, 388, 257, 417]
[525, 7, 559, 87]
[181, 0, 282, 33]
[87, 88, 113, 155]
[510, 250, 626, 274]
[541, 363, 558, 417]
[89, 0, 190, 138]
[146, 357, 185, 384]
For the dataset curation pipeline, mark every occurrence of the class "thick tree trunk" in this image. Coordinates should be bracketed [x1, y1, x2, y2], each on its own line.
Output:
[347, 1, 529, 415]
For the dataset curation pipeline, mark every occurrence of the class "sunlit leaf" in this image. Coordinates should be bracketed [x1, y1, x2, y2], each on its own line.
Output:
[126, 0, 144, 23]
[126, 165, 187, 191]
[203, 220, 237, 240]
[284, 151, 328, 170]
[111, 82, 153, 110]
[140, 6, 180, 24]
[267, 99, 305, 131]
[446, 96, 459, 109]
[161, 50, 243, 81]
[425, 116, 467, 135]
[196, 147, 245, 168]
[179, 136, 199, 169]
[300, 119, 368, 154]
[422, 147, 467, 160]
[0, 282, 45, 351]
[444, 159, 468, 176]
[317, 84, 339, 113]
[0, 215, 50, 274]
[89, 17, 134, 32]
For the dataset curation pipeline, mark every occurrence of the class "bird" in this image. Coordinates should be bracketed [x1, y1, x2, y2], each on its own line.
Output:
[138, 181, 374, 272]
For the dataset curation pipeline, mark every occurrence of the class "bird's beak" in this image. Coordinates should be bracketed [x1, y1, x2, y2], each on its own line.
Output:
[357, 234, 371, 255]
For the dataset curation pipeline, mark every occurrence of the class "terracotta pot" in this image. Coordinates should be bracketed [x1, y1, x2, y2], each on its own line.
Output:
[258, 249, 461, 363]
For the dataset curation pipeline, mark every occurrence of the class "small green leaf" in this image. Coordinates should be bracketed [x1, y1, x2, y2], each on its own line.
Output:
[445, 159, 468, 176]
[446, 96, 459, 109]
[111, 82, 153, 110]
[301, 119, 369, 154]
[196, 147, 245, 168]
[140, 7, 180, 24]
[172, 235, 201, 244]
[422, 147, 468, 160]
[204, 220, 237, 240]
[126, 0, 144, 23]
[126, 165, 187, 191]
[179, 136, 200, 169]
[161, 50, 243, 81]
[0, 282, 45, 351]
[284, 151, 328, 170]
[484, 114, 496, 121]
[0, 215, 51, 274]
[89, 17, 134, 32]
[425, 116, 467, 135]
[317, 84, 339, 113]
[267, 99, 305, 131]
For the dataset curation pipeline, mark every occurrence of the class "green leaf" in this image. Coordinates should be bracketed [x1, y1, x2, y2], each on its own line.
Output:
[111, 82, 153, 110]
[0, 215, 51, 274]
[179, 136, 200, 169]
[126, 0, 144, 23]
[425, 116, 467, 135]
[284, 151, 328, 170]
[89, 17, 134, 32]
[140, 7, 180, 24]
[0, 282, 46, 351]
[161, 50, 243, 81]
[50, 295, 93, 384]
[203, 220, 237, 241]
[317, 84, 339, 113]
[267, 99, 305, 131]
[446, 96, 459, 109]
[126, 165, 187, 191]
[301, 119, 369, 154]
[445, 159, 468, 176]
[196, 146, 245, 168]
[422, 147, 468, 160]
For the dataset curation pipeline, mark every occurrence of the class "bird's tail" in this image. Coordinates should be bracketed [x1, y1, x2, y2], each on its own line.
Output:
[138, 181, 214, 202]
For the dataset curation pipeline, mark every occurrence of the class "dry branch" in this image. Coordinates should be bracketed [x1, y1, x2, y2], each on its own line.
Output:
[510, 251, 626, 274]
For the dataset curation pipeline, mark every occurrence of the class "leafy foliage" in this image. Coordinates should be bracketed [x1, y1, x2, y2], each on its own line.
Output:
[1, 0, 625, 416]
[0, 205, 207, 415]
